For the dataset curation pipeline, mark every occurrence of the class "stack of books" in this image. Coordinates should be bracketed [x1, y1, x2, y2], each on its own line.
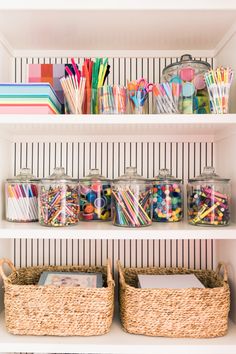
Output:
[0, 83, 62, 114]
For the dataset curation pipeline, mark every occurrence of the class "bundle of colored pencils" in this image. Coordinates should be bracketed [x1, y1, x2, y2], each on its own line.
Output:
[60, 58, 86, 114]
[82, 58, 110, 114]
[153, 82, 180, 114]
[204, 67, 234, 114]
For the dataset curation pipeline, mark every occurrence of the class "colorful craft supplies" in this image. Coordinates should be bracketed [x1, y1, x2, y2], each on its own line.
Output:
[127, 79, 152, 114]
[187, 167, 231, 226]
[0, 83, 62, 114]
[82, 58, 110, 114]
[152, 169, 183, 222]
[205, 67, 234, 114]
[98, 85, 127, 114]
[153, 82, 180, 114]
[5, 169, 39, 222]
[162, 54, 211, 114]
[79, 169, 111, 221]
[39, 167, 79, 227]
[112, 167, 152, 227]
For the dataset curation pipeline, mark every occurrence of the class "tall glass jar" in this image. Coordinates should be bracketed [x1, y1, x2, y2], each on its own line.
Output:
[79, 169, 111, 221]
[152, 169, 183, 222]
[112, 167, 152, 227]
[187, 166, 231, 226]
[5, 168, 39, 222]
[39, 167, 79, 227]
[162, 54, 211, 114]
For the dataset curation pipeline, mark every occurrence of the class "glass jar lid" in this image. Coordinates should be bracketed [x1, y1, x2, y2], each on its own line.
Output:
[80, 168, 111, 182]
[188, 166, 230, 183]
[162, 54, 211, 75]
[114, 167, 150, 184]
[6, 168, 39, 182]
[40, 167, 77, 183]
[153, 168, 182, 183]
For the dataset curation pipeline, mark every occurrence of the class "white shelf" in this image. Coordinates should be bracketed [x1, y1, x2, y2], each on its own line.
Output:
[1, 114, 236, 139]
[0, 5, 236, 52]
[0, 311, 235, 354]
[1, 220, 236, 239]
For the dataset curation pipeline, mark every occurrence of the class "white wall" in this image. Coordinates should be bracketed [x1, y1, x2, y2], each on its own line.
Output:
[0, 41, 12, 82]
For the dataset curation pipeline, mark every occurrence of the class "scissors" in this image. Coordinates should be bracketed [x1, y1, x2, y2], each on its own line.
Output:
[137, 78, 153, 93]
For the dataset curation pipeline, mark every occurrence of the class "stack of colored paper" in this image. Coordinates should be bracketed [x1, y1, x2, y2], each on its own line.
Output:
[0, 83, 62, 114]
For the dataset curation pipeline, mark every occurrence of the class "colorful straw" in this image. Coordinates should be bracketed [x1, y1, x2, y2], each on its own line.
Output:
[112, 188, 152, 227]
[204, 67, 234, 114]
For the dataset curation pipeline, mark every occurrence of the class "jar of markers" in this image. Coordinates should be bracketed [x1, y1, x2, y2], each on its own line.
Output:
[5, 168, 39, 222]
[112, 167, 153, 228]
[38, 167, 79, 227]
[162, 54, 211, 114]
[187, 166, 231, 226]
[152, 169, 183, 222]
[79, 169, 111, 221]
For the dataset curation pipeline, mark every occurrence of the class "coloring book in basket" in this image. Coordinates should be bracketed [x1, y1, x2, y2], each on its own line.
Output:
[38, 271, 103, 288]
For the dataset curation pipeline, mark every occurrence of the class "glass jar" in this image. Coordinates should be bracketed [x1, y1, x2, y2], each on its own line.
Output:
[79, 169, 111, 221]
[112, 167, 152, 227]
[39, 167, 79, 227]
[152, 169, 183, 222]
[5, 168, 39, 222]
[162, 54, 211, 114]
[187, 166, 230, 226]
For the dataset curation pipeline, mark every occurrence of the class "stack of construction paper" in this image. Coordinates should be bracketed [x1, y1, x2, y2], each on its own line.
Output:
[0, 83, 62, 114]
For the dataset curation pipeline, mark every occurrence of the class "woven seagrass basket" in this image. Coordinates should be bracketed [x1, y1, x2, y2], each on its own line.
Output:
[0, 258, 114, 336]
[118, 261, 230, 338]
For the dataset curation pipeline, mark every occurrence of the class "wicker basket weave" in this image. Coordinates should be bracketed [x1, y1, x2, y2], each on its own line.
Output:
[0, 258, 114, 336]
[118, 261, 230, 338]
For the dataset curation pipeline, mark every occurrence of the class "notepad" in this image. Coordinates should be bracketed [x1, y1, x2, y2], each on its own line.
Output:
[138, 274, 205, 289]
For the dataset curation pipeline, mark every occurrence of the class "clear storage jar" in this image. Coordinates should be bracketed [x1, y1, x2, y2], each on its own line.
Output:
[162, 54, 211, 114]
[5, 168, 39, 222]
[39, 167, 79, 227]
[112, 167, 152, 227]
[152, 169, 183, 222]
[187, 166, 230, 226]
[79, 169, 111, 221]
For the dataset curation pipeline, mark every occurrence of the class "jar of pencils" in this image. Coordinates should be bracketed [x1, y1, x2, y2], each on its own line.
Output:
[79, 169, 111, 221]
[162, 54, 211, 114]
[187, 166, 231, 226]
[5, 168, 39, 222]
[112, 167, 152, 227]
[39, 167, 79, 227]
[152, 169, 183, 222]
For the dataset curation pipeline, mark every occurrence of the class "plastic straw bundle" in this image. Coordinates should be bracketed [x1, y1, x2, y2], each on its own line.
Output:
[153, 83, 180, 114]
[99, 85, 127, 114]
[204, 67, 234, 114]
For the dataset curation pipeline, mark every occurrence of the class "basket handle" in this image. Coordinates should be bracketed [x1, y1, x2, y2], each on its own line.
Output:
[216, 262, 228, 282]
[0, 258, 16, 283]
[117, 260, 126, 286]
[106, 258, 115, 287]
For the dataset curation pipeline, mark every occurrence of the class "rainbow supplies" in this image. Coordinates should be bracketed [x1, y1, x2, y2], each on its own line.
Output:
[82, 58, 110, 114]
[153, 82, 180, 114]
[0, 83, 62, 114]
[205, 67, 234, 114]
